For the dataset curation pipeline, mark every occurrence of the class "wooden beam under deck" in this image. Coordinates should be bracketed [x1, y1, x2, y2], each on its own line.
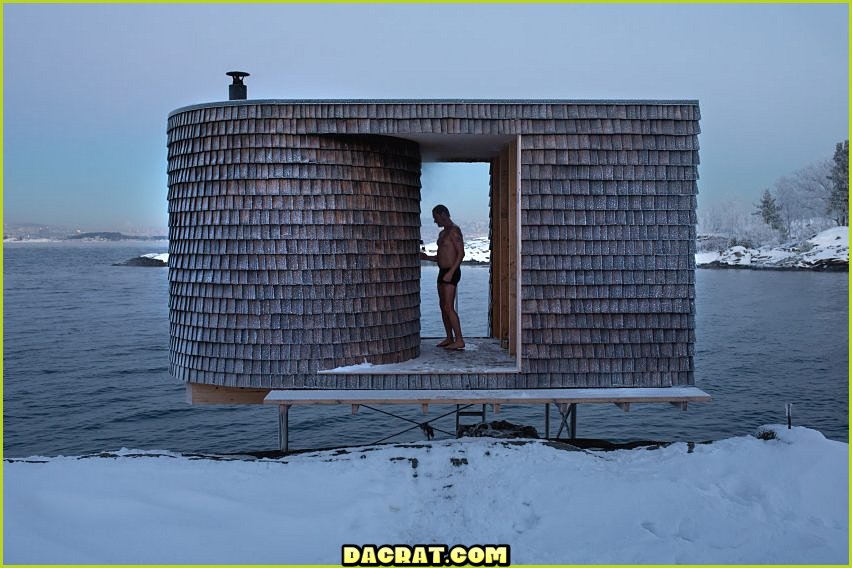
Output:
[186, 383, 270, 405]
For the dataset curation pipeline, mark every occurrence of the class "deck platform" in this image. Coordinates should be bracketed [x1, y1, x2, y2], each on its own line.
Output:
[264, 386, 711, 452]
[264, 386, 711, 407]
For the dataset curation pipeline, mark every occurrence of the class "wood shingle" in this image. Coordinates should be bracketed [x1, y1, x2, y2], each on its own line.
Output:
[167, 99, 700, 390]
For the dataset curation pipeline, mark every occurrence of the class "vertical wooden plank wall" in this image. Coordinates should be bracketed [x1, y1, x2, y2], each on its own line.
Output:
[508, 137, 520, 357]
[488, 161, 500, 340]
[489, 139, 520, 357]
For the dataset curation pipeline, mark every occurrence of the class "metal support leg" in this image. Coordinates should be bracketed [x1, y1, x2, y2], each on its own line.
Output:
[570, 403, 577, 440]
[545, 403, 550, 439]
[278, 404, 290, 453]
[555, 403, 577, 440]
[455, 403, 487, 438]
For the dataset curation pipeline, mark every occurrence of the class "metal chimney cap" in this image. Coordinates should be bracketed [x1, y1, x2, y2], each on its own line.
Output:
[226, 71, 250, 85]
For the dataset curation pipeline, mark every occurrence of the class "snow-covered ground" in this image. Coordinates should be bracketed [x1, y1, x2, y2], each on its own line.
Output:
[141, 252, 169, 263]
[2, 237, 59, 243]
[142, 242, 490, 268]
[423, 236, 490, 264]
[5, 425, 847, 564]
[137, 227, 849, 270]
[696, 226, 848, 270]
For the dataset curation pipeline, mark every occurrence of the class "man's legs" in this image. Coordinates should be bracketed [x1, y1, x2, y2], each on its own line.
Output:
[437, 283, 454, 346]
[438, 283, 464, 349]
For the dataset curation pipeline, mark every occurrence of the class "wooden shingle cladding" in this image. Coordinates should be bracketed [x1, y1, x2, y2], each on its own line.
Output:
[167, 100, 699, 390]
[168, 131, 423, 381]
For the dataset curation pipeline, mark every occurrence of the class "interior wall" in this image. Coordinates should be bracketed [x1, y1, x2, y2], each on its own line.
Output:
[489, 137, 520, 357]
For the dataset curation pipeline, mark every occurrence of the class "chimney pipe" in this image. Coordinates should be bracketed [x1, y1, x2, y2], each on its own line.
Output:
[226, 71, 250, 100]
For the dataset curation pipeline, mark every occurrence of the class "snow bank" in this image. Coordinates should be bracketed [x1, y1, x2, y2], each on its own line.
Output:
[5, 426, 847, 564]
[696, 226, 848, 270]
[324, 359, 376, 373]
[141, 252, 169, 263]
[800, 226, 849, 264]
[423, 237, 490, 264]
[2, 238, 58, 243]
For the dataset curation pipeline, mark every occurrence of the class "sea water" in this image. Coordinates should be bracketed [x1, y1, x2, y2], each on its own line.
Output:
[4, 241, 848, 456]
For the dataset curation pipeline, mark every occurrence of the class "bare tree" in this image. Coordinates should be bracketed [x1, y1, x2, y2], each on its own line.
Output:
[698, 198, 779, 249]
[774, 160, 832, 221]
[773, 159, 835, 240]
[699, 149, 841, 249]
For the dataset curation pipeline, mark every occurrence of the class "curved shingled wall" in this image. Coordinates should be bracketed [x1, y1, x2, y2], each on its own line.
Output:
[167, 119, 421, 385]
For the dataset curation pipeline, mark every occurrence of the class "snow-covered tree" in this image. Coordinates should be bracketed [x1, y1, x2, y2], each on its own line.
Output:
[827, 140, 849, 226]
[754, 189, 788, 239]
[774, 160, 831, 220]
[698, 147, 842, 248]
[698, 198, 780, 249]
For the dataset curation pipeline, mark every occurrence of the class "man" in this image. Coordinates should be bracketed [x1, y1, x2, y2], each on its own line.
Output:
[420, 204, 465, 350]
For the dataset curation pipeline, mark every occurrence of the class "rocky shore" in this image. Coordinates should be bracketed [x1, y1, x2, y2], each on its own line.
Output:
[696, 226, 847, 271]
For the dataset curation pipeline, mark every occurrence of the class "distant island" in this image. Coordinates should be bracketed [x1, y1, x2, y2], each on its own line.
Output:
[3, 222, 167, 241]
[66, 232, 168, 241]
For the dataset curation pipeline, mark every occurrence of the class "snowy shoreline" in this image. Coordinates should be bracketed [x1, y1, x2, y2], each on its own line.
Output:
[696, 226, 848, 271]
[30, 227, 852, 272]
[4, 425, 847, 564]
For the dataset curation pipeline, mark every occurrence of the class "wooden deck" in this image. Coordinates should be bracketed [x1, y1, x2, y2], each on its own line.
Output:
[263, 386, 711, 451]
[264, 386, 711, 412]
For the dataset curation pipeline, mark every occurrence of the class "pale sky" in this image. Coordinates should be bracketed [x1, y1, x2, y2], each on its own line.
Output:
[4, 3, 848, 233]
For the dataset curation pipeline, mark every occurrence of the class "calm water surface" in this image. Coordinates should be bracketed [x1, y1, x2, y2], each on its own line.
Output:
[4, 241, 848, 456]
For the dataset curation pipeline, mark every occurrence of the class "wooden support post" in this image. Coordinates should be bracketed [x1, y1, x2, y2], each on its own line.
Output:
[421, 403, 429, 415]
[670, 401, 688, 411]
[490, 158, 503, 342]
[278, 404, 290, 453]
[351, 404, 360, 415]
[508, 137, 519, 356]
[498, 146, 510, 345]
[492, 403, 501, 413]
[615, 402, 631, 412]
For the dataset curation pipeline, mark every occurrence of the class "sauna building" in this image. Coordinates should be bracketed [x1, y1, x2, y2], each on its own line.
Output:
[167, 77, 709, 446]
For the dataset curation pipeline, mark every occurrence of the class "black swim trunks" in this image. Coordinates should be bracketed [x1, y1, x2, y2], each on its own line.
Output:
[438, 267, 461, 287]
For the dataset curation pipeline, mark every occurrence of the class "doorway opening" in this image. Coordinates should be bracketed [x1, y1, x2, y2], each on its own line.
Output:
[414, 135, 521, 371]
[419, 161, 491, 340]
[312, 134, 521, 376]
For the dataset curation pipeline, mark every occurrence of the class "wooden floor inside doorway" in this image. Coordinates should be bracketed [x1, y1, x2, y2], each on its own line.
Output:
[318, 338, 518, 375]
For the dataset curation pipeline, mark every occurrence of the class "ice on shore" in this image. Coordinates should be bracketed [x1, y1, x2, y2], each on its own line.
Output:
[141, 253, 169, 263]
